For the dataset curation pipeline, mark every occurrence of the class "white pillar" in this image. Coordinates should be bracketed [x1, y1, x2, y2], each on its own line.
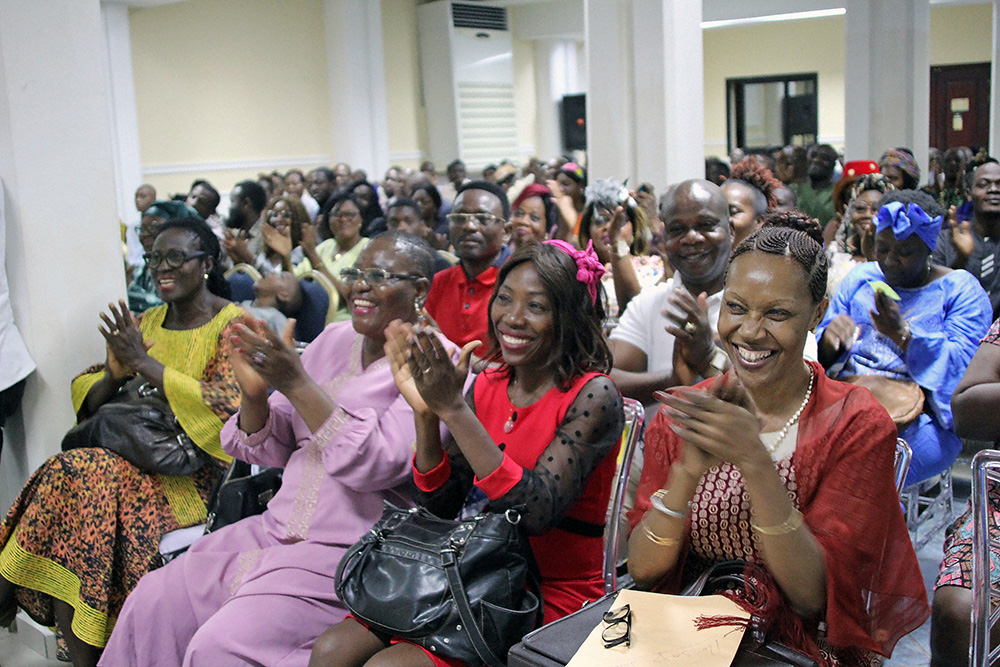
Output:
[534, 39, 585, 160]
[0, 0, 125, 511]
[633, 0, 704, 187]
[323, 0, 390, 176]
[101, 2, 144, 227]
[584, 0, 634, 181]
[990, 0, 1000, 156]
[844, 0, 930, 172]
[585, 0, 704, 187]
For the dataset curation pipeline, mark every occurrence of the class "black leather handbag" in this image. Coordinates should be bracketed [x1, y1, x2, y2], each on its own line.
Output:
[61, 377, 207, 476]
[205, 459, 283, 533]
[336, 502, 543, 667]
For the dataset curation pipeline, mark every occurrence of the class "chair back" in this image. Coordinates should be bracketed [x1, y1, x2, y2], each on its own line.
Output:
[603, 397, 645, 594]
[225, 268, 258, 304]
[894, 438, 912, 498]
[295, 276, 331, 343]
[302, 270, 340, 323]
[971, 449, 1000, 667]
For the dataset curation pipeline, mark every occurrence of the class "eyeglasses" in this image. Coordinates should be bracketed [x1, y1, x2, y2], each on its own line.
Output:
[143, 250, 207, 270]
[446, 213, 503, 228]
[601, 604, 631, 649]
[267, 209, 294, 220]
[849, 200, 877, 215]
[340, 268, 421, 285]
[332, 209, 361, 220]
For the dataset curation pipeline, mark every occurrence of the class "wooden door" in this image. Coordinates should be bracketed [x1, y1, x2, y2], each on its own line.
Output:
[930, 63, 991, 150]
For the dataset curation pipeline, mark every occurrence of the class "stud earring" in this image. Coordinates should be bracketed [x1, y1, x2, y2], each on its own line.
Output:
[204, 273, 209, 280]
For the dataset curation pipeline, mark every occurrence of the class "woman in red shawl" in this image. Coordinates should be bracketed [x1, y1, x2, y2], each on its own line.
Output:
[627, 221, 929, 666]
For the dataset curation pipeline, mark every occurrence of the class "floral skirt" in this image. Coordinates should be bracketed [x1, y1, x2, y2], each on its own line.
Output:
[0, 448, 223, 647]
[936, 479, 1000, 590]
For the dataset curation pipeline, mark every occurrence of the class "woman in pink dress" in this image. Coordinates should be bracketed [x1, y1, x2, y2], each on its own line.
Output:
[310, 240, 625, 667]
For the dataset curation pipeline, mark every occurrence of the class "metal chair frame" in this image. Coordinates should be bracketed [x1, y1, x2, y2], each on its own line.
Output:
[902, 466, 955, 552]
[971, 449, 1000, 667]
[602, 397, 645, 595]
[894, 438, 912, 498]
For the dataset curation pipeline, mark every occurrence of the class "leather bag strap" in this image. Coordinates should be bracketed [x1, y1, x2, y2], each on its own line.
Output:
[441, 548, 505, 667]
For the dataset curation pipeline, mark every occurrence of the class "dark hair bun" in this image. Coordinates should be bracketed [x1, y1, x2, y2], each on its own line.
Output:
[760, 210, 824, 245]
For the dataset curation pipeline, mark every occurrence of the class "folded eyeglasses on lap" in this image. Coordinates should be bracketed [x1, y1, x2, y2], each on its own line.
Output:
[339, 268, 422, 285]
[602, 603, 631, 649]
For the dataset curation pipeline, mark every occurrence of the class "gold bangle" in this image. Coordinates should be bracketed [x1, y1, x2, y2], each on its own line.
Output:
[750, 507, 804, 535]
[642, 521, 683, 547]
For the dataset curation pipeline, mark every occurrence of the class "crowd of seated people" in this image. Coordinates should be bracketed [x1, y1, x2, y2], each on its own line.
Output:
[6, 144, 1000, 667]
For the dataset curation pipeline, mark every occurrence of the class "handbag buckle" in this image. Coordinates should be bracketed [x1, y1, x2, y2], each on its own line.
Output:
[505, 508, 522, 525]
[137, 382, 158, 398]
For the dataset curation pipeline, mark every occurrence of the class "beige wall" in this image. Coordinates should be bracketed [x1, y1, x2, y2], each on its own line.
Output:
[930, 3, 994, 65]
[130, 0, 331, 196]
[703, 3, 994, 159]
[382, 0, 427, 170]
[513, 36, 538, 162]
[702, 16, 847, 158]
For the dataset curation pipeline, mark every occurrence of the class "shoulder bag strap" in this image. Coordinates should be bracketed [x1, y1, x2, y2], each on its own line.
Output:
[441, 548, 505, 667]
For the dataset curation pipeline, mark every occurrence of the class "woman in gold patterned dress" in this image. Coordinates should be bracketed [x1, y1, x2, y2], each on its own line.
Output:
[0, 217, 245, 666]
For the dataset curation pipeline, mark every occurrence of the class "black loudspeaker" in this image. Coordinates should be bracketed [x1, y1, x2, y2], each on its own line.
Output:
[561, 94, 586, 151]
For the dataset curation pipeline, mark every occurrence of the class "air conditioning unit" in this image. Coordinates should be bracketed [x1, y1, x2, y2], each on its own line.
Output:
[418, 1, 518, 171]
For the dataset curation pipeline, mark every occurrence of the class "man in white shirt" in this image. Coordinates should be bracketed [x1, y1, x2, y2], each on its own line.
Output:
[610, 179, 732, 404]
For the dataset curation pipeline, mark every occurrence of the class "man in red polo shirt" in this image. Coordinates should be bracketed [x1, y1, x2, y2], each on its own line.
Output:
[424, 180, 511, 349]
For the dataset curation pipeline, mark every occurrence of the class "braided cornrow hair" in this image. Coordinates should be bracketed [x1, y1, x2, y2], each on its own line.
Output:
[730, 159, 784, 211]
[730, 224, 828, 304]
[759, 210, 824, 244]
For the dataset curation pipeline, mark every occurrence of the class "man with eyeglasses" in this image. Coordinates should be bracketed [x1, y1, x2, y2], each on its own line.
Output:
[424, 181, 511, 350]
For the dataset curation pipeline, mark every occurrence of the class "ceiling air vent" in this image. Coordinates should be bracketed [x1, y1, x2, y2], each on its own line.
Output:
[451, 3, 508, 31]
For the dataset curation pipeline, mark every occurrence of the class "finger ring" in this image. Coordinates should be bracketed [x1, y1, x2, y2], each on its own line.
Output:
[423, 368, 432, 374]
[252, 351, 266, 365]
[112, 330, 121, 336]
[684, 322, 697, 334]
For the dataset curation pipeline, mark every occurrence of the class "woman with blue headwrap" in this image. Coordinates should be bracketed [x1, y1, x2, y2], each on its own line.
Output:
[816, 190, 992, 485]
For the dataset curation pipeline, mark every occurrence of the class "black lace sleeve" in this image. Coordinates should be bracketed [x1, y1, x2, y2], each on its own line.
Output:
[419, 376, 624, 534]
[490, 376, 623, 534]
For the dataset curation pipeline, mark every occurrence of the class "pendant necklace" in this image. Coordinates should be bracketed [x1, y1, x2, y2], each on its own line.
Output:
[503, 377, 548, 434]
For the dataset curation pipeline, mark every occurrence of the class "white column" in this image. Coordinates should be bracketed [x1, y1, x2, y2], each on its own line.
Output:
[844, 0, 930, 172]
[585, 0, 704, 187]
[584, 0, 634, 181]
[322, 0, 390, 176]
[632, 0, 704, 187]
[534, 39, 585, 160]
[990, 0, 1000, 156]
[0, 0, 125, 510]
[101, 2, 144, 226]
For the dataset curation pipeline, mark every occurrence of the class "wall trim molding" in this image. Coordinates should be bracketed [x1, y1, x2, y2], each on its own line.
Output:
[142, 155, 332, 176]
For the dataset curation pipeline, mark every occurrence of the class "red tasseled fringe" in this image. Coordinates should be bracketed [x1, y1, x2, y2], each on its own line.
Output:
[692, 562, 829, 667]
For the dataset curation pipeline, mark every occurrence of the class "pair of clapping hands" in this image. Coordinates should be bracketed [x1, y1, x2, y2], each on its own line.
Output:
[663, 287, 724, 385]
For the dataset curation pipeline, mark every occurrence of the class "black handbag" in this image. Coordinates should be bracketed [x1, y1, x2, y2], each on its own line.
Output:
[335, 502, 543, 667]
[61, 377, 207, 476]
[205, 459, 283, 533]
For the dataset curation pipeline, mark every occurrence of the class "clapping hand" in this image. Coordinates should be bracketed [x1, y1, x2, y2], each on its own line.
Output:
[99, 299, 152, 381]
[229, 318, 301, 399]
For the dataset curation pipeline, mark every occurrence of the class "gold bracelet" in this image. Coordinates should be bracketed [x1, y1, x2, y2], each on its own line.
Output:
[750, 507, 804, 535]
[642, 521, 683, 547]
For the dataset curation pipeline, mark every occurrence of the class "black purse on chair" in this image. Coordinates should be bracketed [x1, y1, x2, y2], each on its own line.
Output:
[336, 502, 544, 667]
[61, 377, 207, 476]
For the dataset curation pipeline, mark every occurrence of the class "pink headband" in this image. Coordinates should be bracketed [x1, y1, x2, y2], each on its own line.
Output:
[543, 239, 605, 304]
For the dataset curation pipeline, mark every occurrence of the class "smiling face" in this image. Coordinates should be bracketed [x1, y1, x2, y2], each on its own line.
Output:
[490, 261, 555, 371]
[449, 188, 508, 265]
[972, 162, 1000, 218]
[348, 237, 427, 343]
[661, 181, 732, 293]
[719, 252, 825, 396]
[847, 189, 883, 239]
[149, 227, 210, 305]
[284, 172, 305, 198]
[874, 228, 931, 288]
[307, 170, 333, 205]
[510, 196, 549, 247]
[329, 200, 363, 246]
[721, 181, 760, 246]
[138, 214, 166, 252]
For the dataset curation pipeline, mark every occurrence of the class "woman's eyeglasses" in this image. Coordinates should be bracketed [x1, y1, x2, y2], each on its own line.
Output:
[340, 268, 421, 285]
[601, 604, 631, 649]
[143, 250, 207, 270]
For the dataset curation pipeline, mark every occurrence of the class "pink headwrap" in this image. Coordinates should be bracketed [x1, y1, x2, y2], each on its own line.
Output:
[543, 239, 605, 304]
